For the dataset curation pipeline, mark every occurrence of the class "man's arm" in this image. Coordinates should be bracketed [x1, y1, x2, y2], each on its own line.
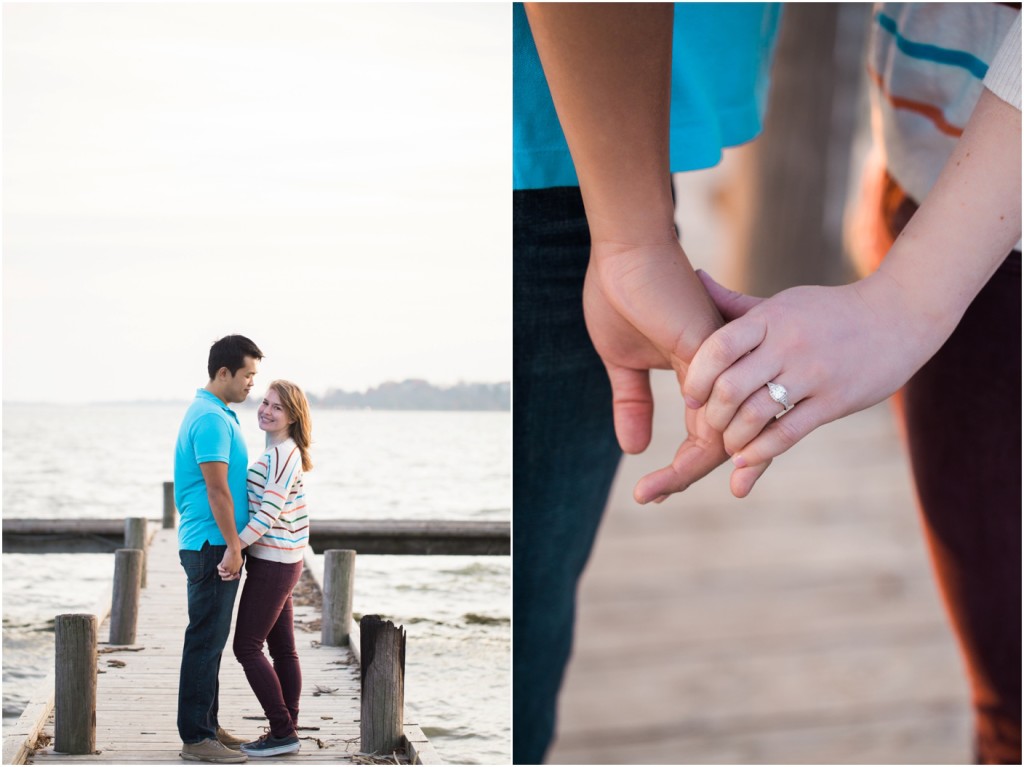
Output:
[524, 3, 770, 494]
[200, 461, 244, 577]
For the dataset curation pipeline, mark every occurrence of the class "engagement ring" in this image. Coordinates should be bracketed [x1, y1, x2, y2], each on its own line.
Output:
[766, 381, 793, 415]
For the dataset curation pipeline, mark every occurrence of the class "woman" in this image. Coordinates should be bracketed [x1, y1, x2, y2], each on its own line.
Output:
[679, 8, 1020, 762]
[232, 379, 313, 758]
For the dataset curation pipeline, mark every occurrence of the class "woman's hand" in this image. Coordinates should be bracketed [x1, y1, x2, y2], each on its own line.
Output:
[680, 270, 947, 495]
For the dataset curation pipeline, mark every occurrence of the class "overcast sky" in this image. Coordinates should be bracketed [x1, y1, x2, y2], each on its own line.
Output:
[3, 3, 510, 403]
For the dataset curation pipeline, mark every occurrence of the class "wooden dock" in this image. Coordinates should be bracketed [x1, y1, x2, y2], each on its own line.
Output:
[547, 374, 972, 764]
[4, 528, 439, 765]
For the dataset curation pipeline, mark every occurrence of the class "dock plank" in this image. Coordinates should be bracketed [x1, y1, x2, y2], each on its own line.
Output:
[22, 529, 428, 764]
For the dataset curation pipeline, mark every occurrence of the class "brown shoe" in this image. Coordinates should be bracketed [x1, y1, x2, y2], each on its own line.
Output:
[180, 738, 248, 763]
[216, 727, 248, 750]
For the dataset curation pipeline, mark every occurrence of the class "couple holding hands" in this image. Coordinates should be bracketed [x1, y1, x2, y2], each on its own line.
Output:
[514, 3, 1020, 765]
[173, 335, 315, 762]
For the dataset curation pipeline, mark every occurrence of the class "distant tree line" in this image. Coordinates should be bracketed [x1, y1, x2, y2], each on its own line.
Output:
[307, 379, 509, 411]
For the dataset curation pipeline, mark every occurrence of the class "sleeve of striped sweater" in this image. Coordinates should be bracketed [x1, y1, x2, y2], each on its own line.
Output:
[239, 443, 302, 547]
[984, 13, 1022, 111]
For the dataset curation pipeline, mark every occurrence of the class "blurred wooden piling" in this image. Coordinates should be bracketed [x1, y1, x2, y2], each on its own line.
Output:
[53, 614, 97, 755]
[124, 518, 148, 587]
[161, 482, 175, 529]
[322, 549, 356, 646]
[359, 616, 407, 756]
[547, 375, 972, 764]
[108, 549, 143, 645]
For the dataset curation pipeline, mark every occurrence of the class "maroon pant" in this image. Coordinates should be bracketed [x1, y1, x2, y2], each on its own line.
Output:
[233, 556, 304, 739]
[880, 175, 1022, 764]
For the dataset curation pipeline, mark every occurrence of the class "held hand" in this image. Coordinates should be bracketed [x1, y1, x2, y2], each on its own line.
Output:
[683, 271, 942, 495]
[583, 238, 721, 454]
[634, 399, 773, 502]
[218, 547, 243, 581]
[583, 246, 770, 500]
[217, 564, 241, 581]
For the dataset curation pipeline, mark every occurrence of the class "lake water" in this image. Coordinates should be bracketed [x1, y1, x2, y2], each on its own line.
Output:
[2, 402, 510, 765]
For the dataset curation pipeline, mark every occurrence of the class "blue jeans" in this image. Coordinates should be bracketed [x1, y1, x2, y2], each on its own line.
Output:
[513, 186, 623, 764]
[178, 542, 240, 744]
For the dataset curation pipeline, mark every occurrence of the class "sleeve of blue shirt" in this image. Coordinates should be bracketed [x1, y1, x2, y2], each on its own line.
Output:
[191, 412, 231, 465]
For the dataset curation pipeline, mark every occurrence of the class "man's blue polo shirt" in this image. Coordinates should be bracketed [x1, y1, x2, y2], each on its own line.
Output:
[513, 2, 782, 189]
[173, 389, 250, 551]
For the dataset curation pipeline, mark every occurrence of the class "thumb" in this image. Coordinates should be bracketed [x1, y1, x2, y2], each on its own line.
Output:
[696, 269, 762, 321]
[604, 364, 653, 455]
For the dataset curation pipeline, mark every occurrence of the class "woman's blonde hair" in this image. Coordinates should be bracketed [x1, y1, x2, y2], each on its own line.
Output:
[269, 379, 314, 472]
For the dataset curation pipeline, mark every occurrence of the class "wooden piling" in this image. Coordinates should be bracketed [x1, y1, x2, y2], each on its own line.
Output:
[322, 549, 356, 646]
[54, 614, 97, 755]
[162, 482, 175, 529]
[123, 518, 147, 588]
[359, 615, 405, 756]
[109, 549, 143, 645]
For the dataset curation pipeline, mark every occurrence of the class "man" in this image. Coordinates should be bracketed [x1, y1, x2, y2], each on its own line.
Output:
[513, 4, 780, 760]
[174, 334, 263, 763]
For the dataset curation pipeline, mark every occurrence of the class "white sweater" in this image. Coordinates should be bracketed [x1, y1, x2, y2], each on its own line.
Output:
[870, 3, 1022, 249]
[240, 438, 309, 563]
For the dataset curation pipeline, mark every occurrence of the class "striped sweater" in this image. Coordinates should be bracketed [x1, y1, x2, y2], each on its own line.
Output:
[240, 438, 309, 563]
[869, 3, 1022, 248]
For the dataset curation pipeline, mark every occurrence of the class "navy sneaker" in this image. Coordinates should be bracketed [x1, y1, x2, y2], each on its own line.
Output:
[240, 733, 300, 758]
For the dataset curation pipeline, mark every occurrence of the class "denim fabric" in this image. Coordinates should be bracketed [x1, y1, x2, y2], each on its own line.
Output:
[178, 542, 240, 744]
[513, 186, 623, 764]
[233, 557, 303, 739]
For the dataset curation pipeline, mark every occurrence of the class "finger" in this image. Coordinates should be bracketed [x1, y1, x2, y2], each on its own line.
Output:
[605, 364, 653, 454]
[696, 270, 763, 321]
[703, 351, 780, 434]
[729, 459, 772, 498]
[683, 315, 767, 410]
[721, 383, 796, 456]
[633, 434, 724, 502]
[732, 397, 829, 468]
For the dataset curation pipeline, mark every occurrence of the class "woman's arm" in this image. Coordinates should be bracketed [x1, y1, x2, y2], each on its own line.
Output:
[670, 87, 1020, 498]
[239, 444, 302, 547]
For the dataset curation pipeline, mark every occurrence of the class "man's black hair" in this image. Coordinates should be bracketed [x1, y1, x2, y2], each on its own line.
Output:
[207, 335, 264, 379]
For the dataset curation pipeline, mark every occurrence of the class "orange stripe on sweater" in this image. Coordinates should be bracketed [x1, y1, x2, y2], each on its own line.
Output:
[868, 66, 964, 138]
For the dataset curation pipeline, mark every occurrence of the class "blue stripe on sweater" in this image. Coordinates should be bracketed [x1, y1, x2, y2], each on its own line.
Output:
[262, 533, 309, 543]
[876, 12, 989, 80]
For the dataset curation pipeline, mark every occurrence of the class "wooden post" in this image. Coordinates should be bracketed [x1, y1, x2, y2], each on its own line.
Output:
[109, 549, 143, 645]
[359, 615, 405, 756]
[724, 4, 866, 296]
[162, 481, 176, 529]
[322, 549, 356, 646]
[124, 517, 147, 588]
[54, 614, 97, 754]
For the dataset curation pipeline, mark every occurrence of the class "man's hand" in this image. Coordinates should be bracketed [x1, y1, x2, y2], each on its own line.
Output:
[583, 238, 721, 454]
[217, 549, 243, 581]
[634, 398, 773, 502]
[584, 243, 772, 499]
